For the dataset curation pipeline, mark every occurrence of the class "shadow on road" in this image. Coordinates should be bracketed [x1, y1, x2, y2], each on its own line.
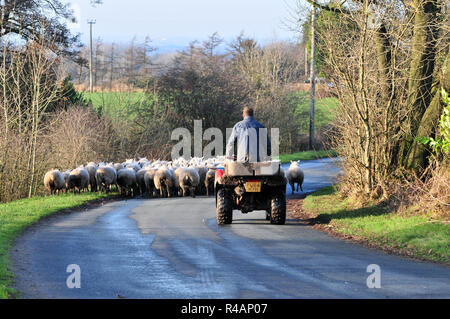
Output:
[232, 218, 309, 226]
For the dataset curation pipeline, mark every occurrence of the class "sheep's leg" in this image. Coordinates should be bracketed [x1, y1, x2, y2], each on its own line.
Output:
[166, 185, 171, 198]
[191, 187, 196, 198]
[290, 182, 295, 194]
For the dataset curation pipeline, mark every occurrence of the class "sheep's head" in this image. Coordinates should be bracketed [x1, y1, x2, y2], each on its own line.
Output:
[290, 160, 301, 167]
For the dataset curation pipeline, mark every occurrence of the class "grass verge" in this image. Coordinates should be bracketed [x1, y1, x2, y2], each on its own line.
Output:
[298, 187, 449, 264]
[279, 150, 337, 163]
[0, 192, 116, 299]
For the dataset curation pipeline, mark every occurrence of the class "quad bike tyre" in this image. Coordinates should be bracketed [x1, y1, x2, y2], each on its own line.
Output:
[270, 193, 286, 225]
[216, 189, 233, 225]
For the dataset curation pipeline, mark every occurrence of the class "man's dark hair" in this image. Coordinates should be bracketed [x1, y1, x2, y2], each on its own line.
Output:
[243, 107, 254, 117]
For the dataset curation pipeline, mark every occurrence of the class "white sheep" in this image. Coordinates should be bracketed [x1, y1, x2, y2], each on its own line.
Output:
[287, 161, 304, 194]
[68, 168, 90, 193]
[44, 170, 65, 195]
[179, 167, 200, 198]
[144, 168, 157, 198]
[173, 166, 184, 197]
[205, 168, 216, 197]
[96, 166, 117, 193]
[196, 165, 208, 194]
[85, 164, 98, 192]
[136, 167, 153, 195]
[62, 170, 71, 192]
[117, 168, 137, 196]
[154, 167, 174, 198]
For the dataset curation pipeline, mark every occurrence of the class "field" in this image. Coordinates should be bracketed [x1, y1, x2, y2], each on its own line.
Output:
[302, 187, 450, 264]
[84, 91, 339, 163]
[0, 192, 115, 298]
[83, 91, 339, 131]
[83, 91, 151, 119]
[293, 92, 339, 133]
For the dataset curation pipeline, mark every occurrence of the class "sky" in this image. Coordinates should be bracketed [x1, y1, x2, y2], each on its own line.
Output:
[65, 0, 302, 52]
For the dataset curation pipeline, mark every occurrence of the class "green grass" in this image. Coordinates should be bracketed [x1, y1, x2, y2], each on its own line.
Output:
[278, 150, 337, 163]
[294, 92, 339, 133]
[0, 192, 113, 299]
[303, 187, 450, 263]
[83, 91, 340, 132]
[83, 91, 151, 119]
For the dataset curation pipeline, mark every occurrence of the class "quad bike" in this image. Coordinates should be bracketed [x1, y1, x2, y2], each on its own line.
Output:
[214, 161, 287, 225]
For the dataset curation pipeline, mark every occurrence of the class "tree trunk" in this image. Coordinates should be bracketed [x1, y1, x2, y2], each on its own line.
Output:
[401, 0, 440, 169]
[374, 24, 392, 94]
[405, 51, 449, 170]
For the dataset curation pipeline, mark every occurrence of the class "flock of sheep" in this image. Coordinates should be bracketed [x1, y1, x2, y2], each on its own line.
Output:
[43, 157, 304, 198]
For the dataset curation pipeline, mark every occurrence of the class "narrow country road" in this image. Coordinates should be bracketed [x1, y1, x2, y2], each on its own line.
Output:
[11, 158, 450, 298]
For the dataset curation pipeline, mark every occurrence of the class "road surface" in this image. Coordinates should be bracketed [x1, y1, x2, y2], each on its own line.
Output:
[11, 158, 450, 298]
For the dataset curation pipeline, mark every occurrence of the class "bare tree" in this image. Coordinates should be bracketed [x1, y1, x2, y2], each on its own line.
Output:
[299, 0, 448, 197]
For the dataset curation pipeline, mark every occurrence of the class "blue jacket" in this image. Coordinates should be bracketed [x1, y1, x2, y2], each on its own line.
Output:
[226, 116, 272, 162]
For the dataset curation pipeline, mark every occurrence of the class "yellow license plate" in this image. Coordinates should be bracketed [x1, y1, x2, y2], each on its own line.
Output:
[245, 181, 261, 193]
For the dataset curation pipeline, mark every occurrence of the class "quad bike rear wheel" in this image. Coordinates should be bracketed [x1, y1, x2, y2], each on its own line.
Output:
[270, 193, 286, 225]
[216, 189, 233, 225]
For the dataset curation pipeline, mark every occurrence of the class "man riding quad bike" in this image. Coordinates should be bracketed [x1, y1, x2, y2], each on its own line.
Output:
[215, 107, 287, 225]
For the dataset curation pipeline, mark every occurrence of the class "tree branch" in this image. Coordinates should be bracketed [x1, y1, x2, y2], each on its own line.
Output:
[304, 0, 350, 14]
